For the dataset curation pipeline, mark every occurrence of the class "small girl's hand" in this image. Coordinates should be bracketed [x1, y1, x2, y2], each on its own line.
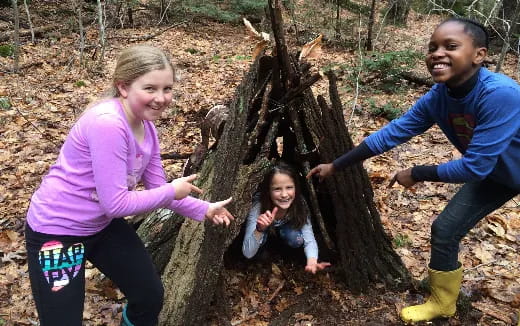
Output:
[205, 197, 234, 227]
[305, 258, 331, 274]
[170, 174, 203, 200]
[256, 207, 278, 232]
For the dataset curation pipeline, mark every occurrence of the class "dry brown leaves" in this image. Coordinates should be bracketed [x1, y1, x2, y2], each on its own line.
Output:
[0, 5, 519, 326]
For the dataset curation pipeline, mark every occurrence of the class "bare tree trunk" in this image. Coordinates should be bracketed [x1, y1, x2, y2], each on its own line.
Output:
[366, 0, 377, 50]
[71, 0, 85, 67]
[22, 0, 34, 43]
[10, 0, 19, 72]
[334, 0, 341, 41]
[158, 56, 277, 325]
[97, 0, 106, 63]
[126, 0, 133, 27]
[496, 0, 520, 72]
[386, 0, 411, 25]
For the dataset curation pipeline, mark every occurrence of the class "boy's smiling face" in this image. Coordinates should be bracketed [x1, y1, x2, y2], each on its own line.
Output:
[426, 21, 487, 88]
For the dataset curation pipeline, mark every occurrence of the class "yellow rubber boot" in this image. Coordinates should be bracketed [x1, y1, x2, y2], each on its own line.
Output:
[400, 265, 463, 323]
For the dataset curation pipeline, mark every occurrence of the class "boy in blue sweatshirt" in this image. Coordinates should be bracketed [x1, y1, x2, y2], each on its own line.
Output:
[308, 17, 519, 323]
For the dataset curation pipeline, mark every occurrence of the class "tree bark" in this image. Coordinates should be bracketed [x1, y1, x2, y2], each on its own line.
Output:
[0, 24, 59, 42]
[366, 0, 377, 51]
[22, 0, 34, 43]
[386, 0, 411, 25]
[496, 0, 520, 72]
[137, 0, 411, 324]
[157, 54, 279, 325]
[96, 0, 106, 63]
[71, 0, 85, 67]
[10, 0, 19, 72]
[305, 72, 410, 292]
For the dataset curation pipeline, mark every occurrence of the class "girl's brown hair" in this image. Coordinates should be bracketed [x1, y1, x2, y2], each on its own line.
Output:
[259, 162, 309, 229]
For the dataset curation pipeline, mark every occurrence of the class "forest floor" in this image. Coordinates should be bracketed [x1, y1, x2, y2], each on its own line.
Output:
[0, 3, 519, 326]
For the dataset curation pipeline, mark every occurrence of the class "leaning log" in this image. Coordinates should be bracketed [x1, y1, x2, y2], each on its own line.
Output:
[0, 23, 60, 42]
[136, 0, 411, 324]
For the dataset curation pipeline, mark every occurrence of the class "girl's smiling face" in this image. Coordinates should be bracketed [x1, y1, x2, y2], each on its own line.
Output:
[117, 67, 174, 125]
[426, 21, 486, 88]
[269, 172, 295, 213]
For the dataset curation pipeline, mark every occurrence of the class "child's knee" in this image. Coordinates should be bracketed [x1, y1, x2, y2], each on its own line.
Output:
[283, 229, 304, 248]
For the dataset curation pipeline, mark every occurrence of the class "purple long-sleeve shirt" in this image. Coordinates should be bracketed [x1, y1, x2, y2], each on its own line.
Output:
[27, 98, 209, 236]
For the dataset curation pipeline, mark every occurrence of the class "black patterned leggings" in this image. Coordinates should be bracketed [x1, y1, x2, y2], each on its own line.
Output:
[25, 218, 163, 326]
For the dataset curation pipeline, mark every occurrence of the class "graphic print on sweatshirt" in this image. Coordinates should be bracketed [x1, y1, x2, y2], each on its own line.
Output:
[39, 241, 85, 291]
[448, 113, 475, 150]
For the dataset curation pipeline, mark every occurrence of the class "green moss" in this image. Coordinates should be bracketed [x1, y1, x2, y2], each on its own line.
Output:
[0, 97, 12, 110]
[0, 44, 14, 57]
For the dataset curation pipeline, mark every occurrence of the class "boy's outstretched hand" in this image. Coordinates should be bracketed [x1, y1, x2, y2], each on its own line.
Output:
[389, 168, 416, 188]
[306, 163, 335, 182]
[205, 197, 234, 227]
[171, 174, 203, 200]
[305, 258, 331, 274]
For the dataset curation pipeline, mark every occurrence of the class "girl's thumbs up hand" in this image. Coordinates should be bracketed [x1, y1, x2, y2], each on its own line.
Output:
[205, 197, 234, 227]
[170, 174, 203, 200]
[256, 207, 277, 232]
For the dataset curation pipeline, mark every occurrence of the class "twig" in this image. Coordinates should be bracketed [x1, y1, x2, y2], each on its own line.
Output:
[157, 0, 175, 26]
[512, 197, 519, 207]
[230, 280, 285, 326]
[465, 259, 498, 272]
[160, 152, 191, 160]
[267, 279, 285, 302]
[108, 21, 186, 41]
[0, 60, 43, 73]
[374, 2, 391, 49]
[13, 106, 61, 148]
[22, 0, 34, 43]
[347, 14, 363, 127]
[472, 302, 513, 325]
[483, 0, 502, 26]
[230, 312, 258, 326]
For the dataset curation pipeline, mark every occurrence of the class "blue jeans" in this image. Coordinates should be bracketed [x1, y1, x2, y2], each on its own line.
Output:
[277, 224, 304, 248]
[430, 179, 518, 271]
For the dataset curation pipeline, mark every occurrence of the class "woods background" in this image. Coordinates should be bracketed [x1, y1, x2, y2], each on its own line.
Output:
[0, 0, 519, 325]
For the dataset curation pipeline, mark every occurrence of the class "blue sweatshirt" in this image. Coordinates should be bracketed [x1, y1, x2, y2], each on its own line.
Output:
[365, 68, 520, 191]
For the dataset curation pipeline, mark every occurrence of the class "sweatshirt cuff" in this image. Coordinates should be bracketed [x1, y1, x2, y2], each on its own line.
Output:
[332, 141, 376, 170]
[411, 165, 440, 182]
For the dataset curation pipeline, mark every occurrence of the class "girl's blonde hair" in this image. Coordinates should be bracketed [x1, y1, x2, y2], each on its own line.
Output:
[109, 45, 176, 97]
[81, 46, 176, 114]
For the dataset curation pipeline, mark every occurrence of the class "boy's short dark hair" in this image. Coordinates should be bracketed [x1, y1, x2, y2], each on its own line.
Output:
[442, 17, 489, 49]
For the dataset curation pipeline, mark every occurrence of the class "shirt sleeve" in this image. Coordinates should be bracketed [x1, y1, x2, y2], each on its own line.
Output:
[242, 200, 267, 258]
[411, 165, 440, 182]
[332, 141, 376, 170]
[301, 217, 319, 260]
[438, 87, 520, 183]
[365, 92, 435, 154]
[141, 126, 209, 222]
[86, 114, 175, 218]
